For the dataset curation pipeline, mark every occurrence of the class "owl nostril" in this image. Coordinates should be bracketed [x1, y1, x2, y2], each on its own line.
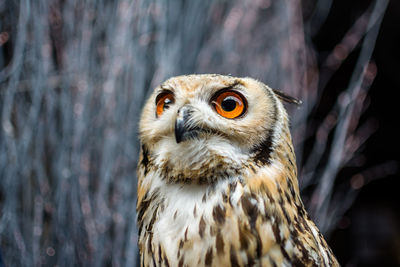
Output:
[177, 105, 193, 122]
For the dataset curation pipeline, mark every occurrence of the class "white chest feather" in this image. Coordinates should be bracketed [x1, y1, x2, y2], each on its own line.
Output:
[147, 173, 235, 261]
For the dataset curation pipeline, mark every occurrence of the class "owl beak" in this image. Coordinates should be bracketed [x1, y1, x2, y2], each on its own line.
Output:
[175, 105, 197, 143]
[175, 119, 186, 144]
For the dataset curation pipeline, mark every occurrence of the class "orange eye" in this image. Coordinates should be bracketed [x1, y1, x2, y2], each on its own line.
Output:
[212, 90, 246, 119]
[156, 92, 175, 117]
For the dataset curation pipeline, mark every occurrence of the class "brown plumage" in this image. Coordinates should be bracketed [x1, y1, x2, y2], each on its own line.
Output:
[137, 74, 339, 266]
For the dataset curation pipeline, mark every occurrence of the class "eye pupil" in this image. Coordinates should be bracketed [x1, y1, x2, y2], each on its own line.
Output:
[221, 98, 237, 112]
[164, 98, 172, 109]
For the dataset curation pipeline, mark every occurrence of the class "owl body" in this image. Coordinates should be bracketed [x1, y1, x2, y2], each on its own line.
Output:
[137, 75, 339, 266]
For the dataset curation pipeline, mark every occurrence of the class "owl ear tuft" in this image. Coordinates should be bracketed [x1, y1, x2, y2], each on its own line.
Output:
[272, 89, 302, 105]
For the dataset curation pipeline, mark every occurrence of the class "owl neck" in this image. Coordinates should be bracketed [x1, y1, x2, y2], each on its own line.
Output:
[136, 133, 303, 237]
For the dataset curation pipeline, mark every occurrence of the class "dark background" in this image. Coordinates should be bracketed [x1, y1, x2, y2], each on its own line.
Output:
[314, 0, 400, 265]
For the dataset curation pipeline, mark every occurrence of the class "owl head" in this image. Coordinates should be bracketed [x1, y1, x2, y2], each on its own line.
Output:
[139, 74, 299, 184]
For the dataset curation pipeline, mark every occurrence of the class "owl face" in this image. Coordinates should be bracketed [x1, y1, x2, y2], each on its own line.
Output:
[139, 74, 284, 183]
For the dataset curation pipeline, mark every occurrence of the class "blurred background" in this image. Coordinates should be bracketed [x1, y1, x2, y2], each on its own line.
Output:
[0, 0, 399, 266]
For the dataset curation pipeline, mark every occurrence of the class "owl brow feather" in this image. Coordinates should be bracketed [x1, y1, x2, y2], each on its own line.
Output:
[272, 89, 302, 105]
[227, 79, 244, 89]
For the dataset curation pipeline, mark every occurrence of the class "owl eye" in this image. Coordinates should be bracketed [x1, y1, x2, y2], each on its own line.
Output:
[156, 92, 175, 117]
[212, 90, 247, 119]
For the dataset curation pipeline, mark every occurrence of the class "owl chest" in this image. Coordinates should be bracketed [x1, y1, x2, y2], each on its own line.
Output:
[139, 180, 246, 266]
[138, 173, 332, 266]
[139, 179, 284, 266]
[146, 190, 219, 263]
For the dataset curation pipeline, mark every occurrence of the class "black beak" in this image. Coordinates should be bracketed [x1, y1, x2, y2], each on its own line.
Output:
[175, 105, 197, 143]
[175, 118, 185, 143]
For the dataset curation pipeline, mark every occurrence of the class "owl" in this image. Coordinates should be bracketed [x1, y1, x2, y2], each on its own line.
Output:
[136, 74, 339, 266]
